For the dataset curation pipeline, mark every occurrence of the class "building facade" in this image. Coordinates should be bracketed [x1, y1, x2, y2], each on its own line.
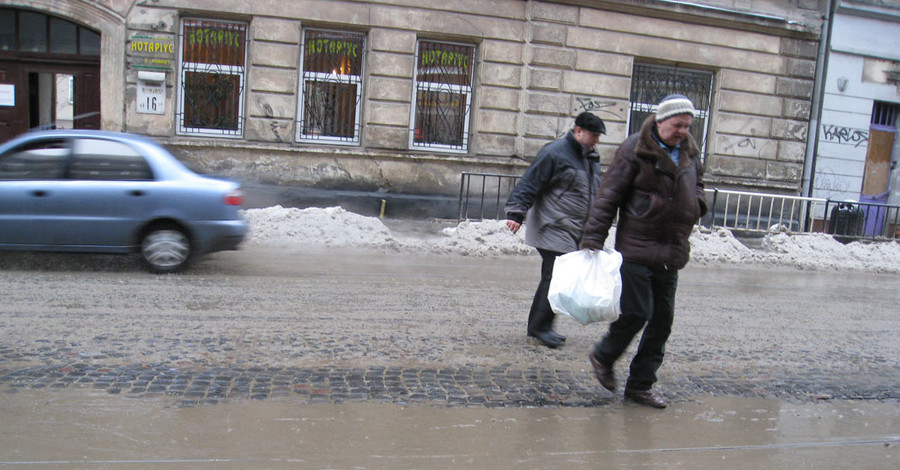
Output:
[0, 0, 828, 200]
[809, 0, 900, 217]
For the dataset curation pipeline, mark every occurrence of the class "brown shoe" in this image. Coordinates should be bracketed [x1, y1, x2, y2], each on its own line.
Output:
[589, 353, 616, 391]
[624, 388, 668, 409]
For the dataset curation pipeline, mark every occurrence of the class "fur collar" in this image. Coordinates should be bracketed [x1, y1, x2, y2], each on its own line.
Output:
[634, 115, 699, 173]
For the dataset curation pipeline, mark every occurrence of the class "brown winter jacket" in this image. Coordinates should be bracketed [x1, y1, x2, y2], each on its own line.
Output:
[580, 116, 708, 270]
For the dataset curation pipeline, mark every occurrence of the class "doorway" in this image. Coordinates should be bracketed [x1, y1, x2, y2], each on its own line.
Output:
[0, 63, 100, 141]
[0, 8, 101, 143]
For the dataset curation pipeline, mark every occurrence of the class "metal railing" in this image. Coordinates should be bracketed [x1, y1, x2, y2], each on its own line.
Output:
[457, 172, 899, 241]
[821, 198, 900, 240]
[705, 188, 822, 234]
[457, 172, 520, 222]
[707, 188, 899, 241]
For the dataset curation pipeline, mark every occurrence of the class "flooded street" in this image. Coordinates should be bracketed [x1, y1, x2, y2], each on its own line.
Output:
[1, 244, 899, 468]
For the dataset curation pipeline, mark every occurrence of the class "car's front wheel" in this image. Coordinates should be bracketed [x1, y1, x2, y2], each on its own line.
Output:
[141, 225, 191, 273]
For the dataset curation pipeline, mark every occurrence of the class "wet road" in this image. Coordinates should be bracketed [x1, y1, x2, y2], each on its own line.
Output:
[1, 245, 898, 405]
[1, 245, 899, 468]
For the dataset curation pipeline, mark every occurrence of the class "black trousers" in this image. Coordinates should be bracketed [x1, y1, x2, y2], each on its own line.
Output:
[527, 248, 563, 335]
[593, 261, 679, 391]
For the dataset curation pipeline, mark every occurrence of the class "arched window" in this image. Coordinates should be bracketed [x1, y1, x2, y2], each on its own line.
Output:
[0, 8, 100, 56]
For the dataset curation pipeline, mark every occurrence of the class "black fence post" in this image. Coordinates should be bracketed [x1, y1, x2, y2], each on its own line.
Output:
[457, 173, 468, 223]
[708, 189, 719, 228]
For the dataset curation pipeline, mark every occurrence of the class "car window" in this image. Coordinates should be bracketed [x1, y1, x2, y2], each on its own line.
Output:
[0, 139, 70, 180]
[69, 138, 154, 181]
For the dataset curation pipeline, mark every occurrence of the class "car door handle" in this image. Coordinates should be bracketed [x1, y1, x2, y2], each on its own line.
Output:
[30, 190, 48, 197]
[129, 190, 145, 197]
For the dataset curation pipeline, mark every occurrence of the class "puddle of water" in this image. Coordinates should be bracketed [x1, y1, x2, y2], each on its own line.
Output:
[1, 389, 897, 469]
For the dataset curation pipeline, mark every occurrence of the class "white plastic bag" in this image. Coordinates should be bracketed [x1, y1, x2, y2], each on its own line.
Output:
[548, 249, 623, 325]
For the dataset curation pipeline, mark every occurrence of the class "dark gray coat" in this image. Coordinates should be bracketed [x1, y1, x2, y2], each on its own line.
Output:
[505, 131, 602, 253]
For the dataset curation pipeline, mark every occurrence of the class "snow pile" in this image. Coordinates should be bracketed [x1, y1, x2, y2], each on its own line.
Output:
[688, 226, 758, 265]
[244, 206, 401, 249]
[762, 231, 900, 273]
[242, 206, 900, 273]
[436, 220, 534, 257]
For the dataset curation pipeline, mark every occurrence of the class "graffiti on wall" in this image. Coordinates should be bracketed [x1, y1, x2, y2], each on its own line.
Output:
[722, 136, 758, 155]
[575, 97, 622, 119]
[718, 117, 764, 158]
[256, 98, 288, 143]
[814, 167, 851, 194]
[821, 124, 869, 148]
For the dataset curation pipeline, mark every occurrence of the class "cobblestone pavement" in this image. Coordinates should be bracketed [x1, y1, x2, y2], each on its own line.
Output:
[2, 248, 899, 408]
[2, 361, 898, 409]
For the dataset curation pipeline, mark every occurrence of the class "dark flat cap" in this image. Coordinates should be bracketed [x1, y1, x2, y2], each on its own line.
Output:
[574, 112, 606, 135]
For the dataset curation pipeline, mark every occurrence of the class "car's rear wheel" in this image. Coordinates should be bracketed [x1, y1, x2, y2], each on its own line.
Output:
[141, 225, 191, 273]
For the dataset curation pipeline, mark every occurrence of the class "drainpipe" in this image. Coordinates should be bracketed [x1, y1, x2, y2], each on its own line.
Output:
[802, 0, 838, 200]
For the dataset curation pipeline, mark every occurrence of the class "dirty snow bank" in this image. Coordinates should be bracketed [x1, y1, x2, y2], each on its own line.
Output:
[243, 206, 900, 274]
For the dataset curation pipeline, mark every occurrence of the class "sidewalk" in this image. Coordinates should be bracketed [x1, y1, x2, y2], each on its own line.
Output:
[1, 387, 898, 469]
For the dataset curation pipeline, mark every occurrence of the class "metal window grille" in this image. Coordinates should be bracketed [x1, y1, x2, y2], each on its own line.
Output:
[296, 29, 365, 144]
[410, 40, 475, 152]
[871, 101, 899, 129]
[628, 63, 714, 160]
[177, 19, 247, 137]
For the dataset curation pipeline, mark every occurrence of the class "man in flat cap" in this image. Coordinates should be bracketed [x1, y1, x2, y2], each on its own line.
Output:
[505, 112, 606, 349]
[580, 94, 708, 408]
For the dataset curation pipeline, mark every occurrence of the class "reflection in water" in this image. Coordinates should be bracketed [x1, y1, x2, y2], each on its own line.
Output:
[1, 389, 897, 469]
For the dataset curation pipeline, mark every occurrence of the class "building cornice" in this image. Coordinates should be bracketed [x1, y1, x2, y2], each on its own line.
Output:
[545, 0, 823, 38]
[837, 0, 900, 22]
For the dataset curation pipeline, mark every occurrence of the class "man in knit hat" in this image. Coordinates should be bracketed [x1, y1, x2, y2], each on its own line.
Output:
[579, 94, 708, 408]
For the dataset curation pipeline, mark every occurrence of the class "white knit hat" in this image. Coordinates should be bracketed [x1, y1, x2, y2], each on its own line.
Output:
[655, 94, 696, 122]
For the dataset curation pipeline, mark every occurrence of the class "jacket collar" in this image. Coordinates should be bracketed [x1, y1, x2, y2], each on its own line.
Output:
[566, 130, 600, 161]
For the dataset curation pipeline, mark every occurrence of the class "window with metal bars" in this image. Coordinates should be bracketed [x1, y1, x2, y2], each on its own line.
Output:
[296, 29, 365, 144]
[410, 40, 475, 152]
[871, 101, 899, 130]
[628, 63, 714, 160]
[177, 18, 247, 137]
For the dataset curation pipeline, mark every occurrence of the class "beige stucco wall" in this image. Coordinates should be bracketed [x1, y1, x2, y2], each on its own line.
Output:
[1, 0, 826, 196]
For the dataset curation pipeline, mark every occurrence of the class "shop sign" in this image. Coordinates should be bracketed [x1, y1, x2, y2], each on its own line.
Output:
[129, 34, 175, 70]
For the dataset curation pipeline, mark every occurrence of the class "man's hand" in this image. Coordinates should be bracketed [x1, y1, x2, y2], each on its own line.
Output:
[506, 220, 521, 234]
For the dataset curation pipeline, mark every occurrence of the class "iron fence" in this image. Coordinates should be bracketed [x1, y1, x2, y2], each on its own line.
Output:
[457, 172, 520, 222]
[457, 172, 900, 241]
[704, 188, 821, 234]
[821, 198, 900, 240]
[706, 188, 899, 241]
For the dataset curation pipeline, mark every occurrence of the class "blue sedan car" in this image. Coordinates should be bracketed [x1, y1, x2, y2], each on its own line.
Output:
[0, 130, 247, 273]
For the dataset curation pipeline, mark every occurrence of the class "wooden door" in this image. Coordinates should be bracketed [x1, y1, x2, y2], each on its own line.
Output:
[74, 68, 101, 130]
[862, 129, 895, 196]
[0, 63, 27, 142]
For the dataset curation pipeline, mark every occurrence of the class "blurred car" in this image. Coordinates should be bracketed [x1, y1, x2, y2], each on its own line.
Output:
[0, 130, 247, 273]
